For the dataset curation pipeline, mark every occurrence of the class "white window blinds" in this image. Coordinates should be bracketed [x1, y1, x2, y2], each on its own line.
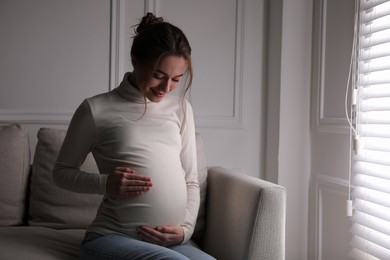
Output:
[350, 0, 390, 259]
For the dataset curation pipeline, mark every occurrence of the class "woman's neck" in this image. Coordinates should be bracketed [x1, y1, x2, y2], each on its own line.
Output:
[128, 72, 139, 90]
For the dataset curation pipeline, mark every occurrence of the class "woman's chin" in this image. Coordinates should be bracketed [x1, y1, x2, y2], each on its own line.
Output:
[148, 94, 165, 103]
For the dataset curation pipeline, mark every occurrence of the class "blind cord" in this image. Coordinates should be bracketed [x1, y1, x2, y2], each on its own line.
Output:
[345, 0, 360, 217]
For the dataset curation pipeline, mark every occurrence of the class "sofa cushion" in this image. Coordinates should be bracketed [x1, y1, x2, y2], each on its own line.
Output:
[0, 124, 30, 226]
[0, 226, 84, 259]
[28, 128, 102, 229]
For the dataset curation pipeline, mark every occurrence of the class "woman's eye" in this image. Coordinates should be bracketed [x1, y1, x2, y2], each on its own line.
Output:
[154, 74, 164, 80]
[172, 78, 180, 83]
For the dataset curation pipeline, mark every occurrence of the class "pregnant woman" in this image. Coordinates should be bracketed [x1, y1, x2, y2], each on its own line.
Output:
[53, 13, 215, 260]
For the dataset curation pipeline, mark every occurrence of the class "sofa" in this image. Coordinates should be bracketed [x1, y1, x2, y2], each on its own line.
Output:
[0, 123, 286, 260]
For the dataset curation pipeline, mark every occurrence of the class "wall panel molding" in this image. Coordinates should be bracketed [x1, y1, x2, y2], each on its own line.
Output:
[0, 109, 72, 125]
[193, 0, 245, 129]
[110, 0, 246, 129]
[315, 173, 349, 260]
[0, 0, 246, 129]
[150, 0, 246, 129]
[116, 0, 245, 128]
[109, 0, 124, 91]
[0, 1, 117, 126]
[315, 0, 350, 134]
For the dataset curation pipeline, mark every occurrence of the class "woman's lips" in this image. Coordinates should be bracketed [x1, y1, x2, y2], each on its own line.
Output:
[152, 89, 165, 98]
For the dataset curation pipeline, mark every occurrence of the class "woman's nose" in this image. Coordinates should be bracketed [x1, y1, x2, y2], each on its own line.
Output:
[161, 79, 171, 93]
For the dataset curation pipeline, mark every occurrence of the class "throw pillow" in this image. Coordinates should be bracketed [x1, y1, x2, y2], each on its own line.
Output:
[0, 124, 30, 226]
[28, 128, 102, 228]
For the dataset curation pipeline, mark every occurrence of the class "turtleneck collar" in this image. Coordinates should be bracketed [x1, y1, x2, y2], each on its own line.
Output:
[115, 72, 150, 104]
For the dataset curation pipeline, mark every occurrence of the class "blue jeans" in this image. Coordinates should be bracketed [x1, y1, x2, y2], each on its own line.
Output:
[79, 232, 216, 260]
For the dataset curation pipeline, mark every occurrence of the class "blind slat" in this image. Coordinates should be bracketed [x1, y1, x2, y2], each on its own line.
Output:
[359, 57, 390, 74]
[361, 15, 390, 35]
[353, 174, 390, 194]
[361, 28, 390, 48]
[361, 84, 390, 99]
[349, 247, 381, 260]
[350, 236, 390, 259]
[361, 1, 390, 22]
[351, 223, 390, 250]
[358, 137, 390, 153]
[354, 161, 390, 180]
[361, 97, 390, 111]
[360, 114, 390, 125]
[354, 149, 390, 165]
[352, 187, 390, 208]
[354, 198, 390, 224]
[360, 43, 390, 61]
[361, 0, 390, 11]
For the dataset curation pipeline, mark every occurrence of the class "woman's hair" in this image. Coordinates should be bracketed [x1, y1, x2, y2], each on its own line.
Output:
[131, 13, 193, 98]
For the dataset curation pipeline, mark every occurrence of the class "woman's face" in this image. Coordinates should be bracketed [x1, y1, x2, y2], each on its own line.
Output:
[135, 55, 188, 103]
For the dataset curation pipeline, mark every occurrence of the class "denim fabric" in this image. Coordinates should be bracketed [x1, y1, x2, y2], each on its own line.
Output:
[79, 232, 215, 260]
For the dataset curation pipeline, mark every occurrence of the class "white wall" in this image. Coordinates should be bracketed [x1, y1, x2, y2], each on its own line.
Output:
[266, 0, 312, 259]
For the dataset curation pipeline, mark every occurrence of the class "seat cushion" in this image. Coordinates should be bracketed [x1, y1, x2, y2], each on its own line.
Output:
[0, 124, 30, 226]
[0, 226, 85, 260]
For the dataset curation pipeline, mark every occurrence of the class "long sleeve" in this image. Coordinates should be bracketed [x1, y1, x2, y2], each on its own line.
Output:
[179, 101, 200, 243]
[53, 100, 107, 195]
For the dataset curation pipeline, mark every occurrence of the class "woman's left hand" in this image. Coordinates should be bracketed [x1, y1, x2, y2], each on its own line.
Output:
[137, 225, 184, 247]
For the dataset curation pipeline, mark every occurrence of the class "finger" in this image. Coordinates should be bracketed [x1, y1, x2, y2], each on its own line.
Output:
[157, 226, 184, 245]
[118, 181, 152, 198]
[114, 167, 145, 177]
[112, 170, 152, 183]
[139, 225, 157, 233]
[123, 180, 153, 189]
[156, 226, 175, 234]
[116, 171, 152, 182]
[119, 185, 152, 196]
[115, 177, 150, 184]
[123, 185, 151, 192]
[124, 174, 152, 181]
[110, 172, 152, 187]
[113, 168, 137, 176]
[138, 226, 162, 244]
[114, 167, 135, 173]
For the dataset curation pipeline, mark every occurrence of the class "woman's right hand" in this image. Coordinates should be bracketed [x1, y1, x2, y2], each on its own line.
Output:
[106, 167, 153, 198]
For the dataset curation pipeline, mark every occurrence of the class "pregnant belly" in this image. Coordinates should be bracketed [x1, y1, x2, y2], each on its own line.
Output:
[98, 160, 188, 234]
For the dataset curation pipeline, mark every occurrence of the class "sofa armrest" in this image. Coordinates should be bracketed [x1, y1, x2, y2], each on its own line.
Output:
[201, 167, 286, 260]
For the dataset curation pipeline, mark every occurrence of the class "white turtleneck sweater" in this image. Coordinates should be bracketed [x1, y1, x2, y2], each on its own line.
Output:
[53, 73, 200, 243]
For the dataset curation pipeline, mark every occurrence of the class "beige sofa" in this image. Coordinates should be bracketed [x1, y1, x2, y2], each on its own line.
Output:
[0, 124, 286, 260]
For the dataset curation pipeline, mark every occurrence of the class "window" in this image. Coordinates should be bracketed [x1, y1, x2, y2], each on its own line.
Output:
[349, 0, 390, 259]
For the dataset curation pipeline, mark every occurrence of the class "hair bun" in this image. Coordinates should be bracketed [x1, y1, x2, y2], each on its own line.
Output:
[136, 12, 164, 34]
